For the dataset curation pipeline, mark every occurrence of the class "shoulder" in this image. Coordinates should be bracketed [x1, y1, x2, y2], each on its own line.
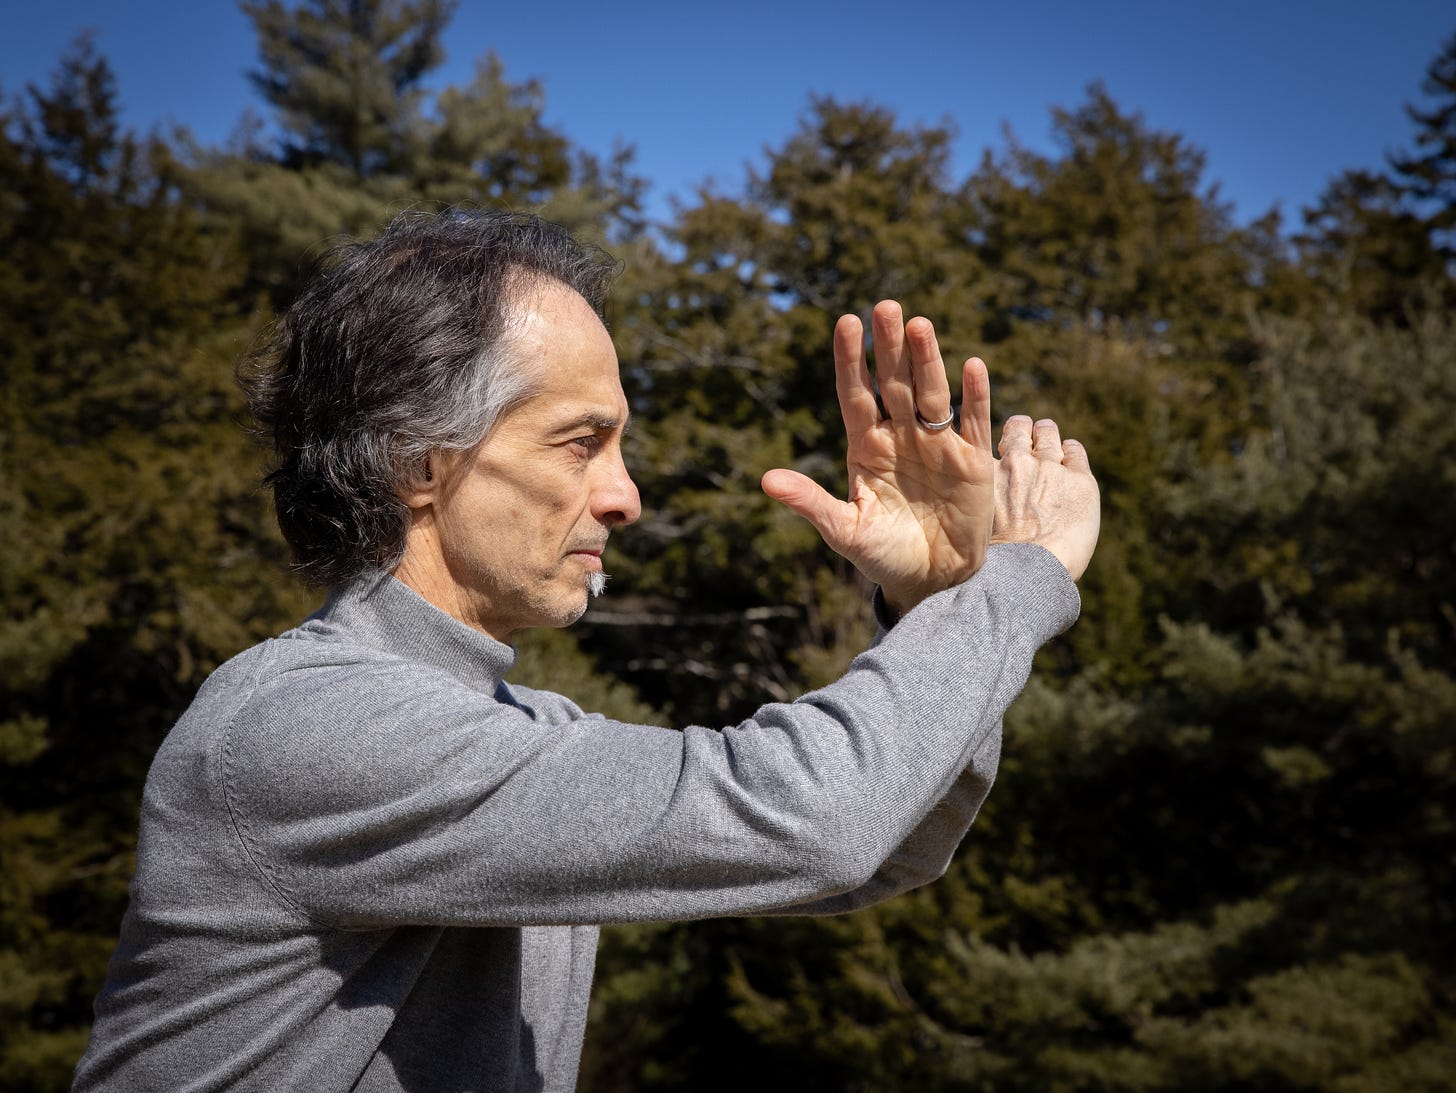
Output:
[230, 631, 486, 768]
[218, 636, 526, 841]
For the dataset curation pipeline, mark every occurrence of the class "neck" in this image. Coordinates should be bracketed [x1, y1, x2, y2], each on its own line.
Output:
[393, 526, 514, 642]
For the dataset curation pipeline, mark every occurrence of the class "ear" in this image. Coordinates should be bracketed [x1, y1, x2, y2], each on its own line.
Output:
[397, 455, 438, 511]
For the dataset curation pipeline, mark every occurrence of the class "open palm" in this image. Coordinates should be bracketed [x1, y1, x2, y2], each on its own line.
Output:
[763, 301, 995, 615]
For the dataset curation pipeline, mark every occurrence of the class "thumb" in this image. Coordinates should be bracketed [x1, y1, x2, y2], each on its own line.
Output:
[761, 468, 852, 552]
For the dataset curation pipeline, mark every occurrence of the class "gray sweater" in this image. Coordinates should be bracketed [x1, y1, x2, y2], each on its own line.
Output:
[74, 543, 1078, 1092]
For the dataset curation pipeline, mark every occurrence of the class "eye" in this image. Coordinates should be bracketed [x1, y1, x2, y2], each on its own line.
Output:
[569, 434, 603, 453]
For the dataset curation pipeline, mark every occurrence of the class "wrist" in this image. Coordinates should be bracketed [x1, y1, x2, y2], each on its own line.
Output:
[879, 581, 934, 619]
[871, 586, 902, 629]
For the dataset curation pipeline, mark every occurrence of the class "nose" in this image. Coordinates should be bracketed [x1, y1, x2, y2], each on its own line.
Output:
[593, 448, 641, 527]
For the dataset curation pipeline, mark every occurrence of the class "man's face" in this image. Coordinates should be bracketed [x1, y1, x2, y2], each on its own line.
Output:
[425, 281, 640, 640]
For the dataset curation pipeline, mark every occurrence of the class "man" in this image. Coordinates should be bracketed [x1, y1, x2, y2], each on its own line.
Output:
[74, 210, 1099, 1091]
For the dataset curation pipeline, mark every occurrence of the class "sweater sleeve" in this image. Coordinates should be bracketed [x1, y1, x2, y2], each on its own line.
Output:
[762, 729, 1001, 916]
[220, 544, 1077, 928]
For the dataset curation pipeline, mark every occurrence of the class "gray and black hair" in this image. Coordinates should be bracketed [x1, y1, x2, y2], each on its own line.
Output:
[240, 208, 620, 588]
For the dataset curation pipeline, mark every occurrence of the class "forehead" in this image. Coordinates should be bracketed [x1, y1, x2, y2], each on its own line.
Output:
[505, 281, 626, 421]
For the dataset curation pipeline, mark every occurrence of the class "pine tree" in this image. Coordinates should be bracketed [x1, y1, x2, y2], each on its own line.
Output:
[1296, 31, 1456, 323]
[0, 40, 310, 1089]
[189, 0, 644, 303]
[10, 19, 1455, 1092]
[1391, 30, 1456, 254]
[967, 84, 1267, 358]
[581, 99, 984, 728]
[242, 0, 455, 178]
[654, 305, 1456, 1093]
[1295, 168, 1449, 323]
[583, 82, 1456, 1091]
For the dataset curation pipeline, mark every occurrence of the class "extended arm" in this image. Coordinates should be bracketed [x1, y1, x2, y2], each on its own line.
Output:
[221, 544, 1075, 928]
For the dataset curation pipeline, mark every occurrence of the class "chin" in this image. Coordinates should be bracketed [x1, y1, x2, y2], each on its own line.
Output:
[547, 592, 593, 629]
[525, 574, 608, 631]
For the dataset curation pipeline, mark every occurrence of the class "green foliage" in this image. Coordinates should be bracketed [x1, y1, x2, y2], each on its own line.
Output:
[188, 0, 643, 304]
[1296, 31, 1456, 324]
[1166, 309, 1456, 658]
[0, 39, 312, 1088]
[1392, 30, 1456, 249]
[242, 0, 455, 177]
[966, 84, 1271, 357]
[1294, 169, 1450, 323]
[587, 100, 983, 724]
[742, 97, 982, 314]
[511, 627, 663, 726]
[580, 56, 1456, 1091]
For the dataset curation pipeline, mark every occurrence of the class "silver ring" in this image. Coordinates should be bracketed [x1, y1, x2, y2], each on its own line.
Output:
[915, 407, 956, 431]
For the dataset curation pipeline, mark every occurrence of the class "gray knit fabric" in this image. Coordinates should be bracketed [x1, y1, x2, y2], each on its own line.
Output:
[73, 543, 1078, 1092]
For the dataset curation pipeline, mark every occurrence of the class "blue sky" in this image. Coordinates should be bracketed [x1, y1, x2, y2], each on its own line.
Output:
[4, 1, 1452, 229]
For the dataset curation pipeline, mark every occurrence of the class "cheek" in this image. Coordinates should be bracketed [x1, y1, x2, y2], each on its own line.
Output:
[442, 462, 586, 557]
[499, 489, 580, 563]
[534, 474, 590, 523]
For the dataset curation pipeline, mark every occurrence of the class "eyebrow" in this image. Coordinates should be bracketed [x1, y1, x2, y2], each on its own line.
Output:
[550, 411, 630, 436]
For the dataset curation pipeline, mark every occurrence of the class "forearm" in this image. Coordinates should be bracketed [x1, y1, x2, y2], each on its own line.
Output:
[764, 544, 1075, 916]
[760, 725, 999, 916]
[673, 544, 1071, 911]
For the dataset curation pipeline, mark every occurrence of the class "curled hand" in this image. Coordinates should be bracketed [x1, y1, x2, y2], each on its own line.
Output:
[992, 416, 1100, 580]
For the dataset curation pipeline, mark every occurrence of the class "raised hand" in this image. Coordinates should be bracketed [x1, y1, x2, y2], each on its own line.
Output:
[761, 300, 995, 616]
[992, 416, 1100, 580]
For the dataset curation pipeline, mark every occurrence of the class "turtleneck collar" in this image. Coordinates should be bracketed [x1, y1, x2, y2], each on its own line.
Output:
[302, 571, 517, 696]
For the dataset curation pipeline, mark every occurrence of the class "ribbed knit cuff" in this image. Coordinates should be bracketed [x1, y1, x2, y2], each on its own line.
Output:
[872, 543, 1079, 640]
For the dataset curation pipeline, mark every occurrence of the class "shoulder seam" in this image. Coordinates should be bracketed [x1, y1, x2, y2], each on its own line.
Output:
[217, 641, 337, 928]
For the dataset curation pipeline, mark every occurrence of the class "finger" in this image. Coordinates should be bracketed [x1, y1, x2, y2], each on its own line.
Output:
[832, 314, 880, 439]
[959, 356, 992, 452]
[905, 315, 953, 428]
[870, 301, 914, 421]
[761, 468, 854, 553]
[1061, 438, 1092, 474]
[999, 414, 1033, 456]
[1033, 418, 1064, 462]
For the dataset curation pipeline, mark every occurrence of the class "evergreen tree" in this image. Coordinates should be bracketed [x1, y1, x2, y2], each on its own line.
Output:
[639, 290, 1456, 1093]
[587, 99, 981, 727]
[1296, 31, 1456, 324]
[583, 80, 1456, 1091]
[579, 101, 986, 1087]
[1295, 168, 1449, 324]
[189, 0, 644, 303]
[242, 0, 455, 178]
[1391, 29, 1456, 256]
[9, 18, 1456, 1093]
[743, 97, 983, 315]
[967, 84, 1268, 357]
[417, 52, 569, 201]
[0, 40, 310, 1090]
[0, 27, 655, 1084]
